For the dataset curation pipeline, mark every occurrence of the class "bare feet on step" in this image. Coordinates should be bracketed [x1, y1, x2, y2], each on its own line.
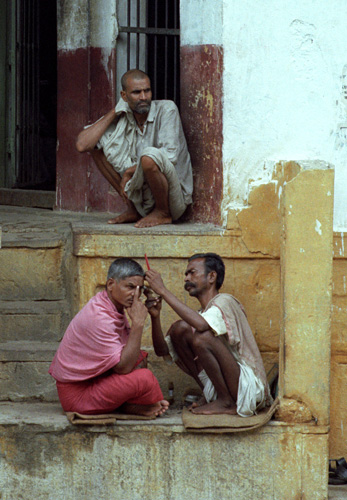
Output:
[191, 399, 237, 415]
[134, 209, 172, 228]
[108, 208, 140, 224]
[120, 399, 170, 417]
[188, 396, 206, 411]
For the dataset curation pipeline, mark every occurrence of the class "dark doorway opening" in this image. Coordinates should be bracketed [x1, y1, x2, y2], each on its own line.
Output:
[11, 0, 57, 191]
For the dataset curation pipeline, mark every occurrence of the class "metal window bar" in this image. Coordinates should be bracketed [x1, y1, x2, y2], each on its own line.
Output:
[164, 0, 168, 99]
[153, 0, 158, 99]
[136, 0, 140, 68]
[15, 0, 41, 188]
[118, 0, 180, 104]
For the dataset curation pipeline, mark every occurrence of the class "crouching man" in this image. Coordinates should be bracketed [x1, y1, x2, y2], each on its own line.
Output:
[49, 258, 169, 417]
[145, 253, 272, 416]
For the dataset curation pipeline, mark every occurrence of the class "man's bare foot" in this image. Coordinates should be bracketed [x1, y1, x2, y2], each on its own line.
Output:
[119, 399, 170, 417]
[108, 208, 140, 224]
[134, 209, 172, 228]
[191, 399, 237, 415]
[188, 396, 206, 411]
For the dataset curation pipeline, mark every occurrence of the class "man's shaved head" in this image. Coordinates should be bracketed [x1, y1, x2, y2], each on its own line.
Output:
[121, 69, 151, 91]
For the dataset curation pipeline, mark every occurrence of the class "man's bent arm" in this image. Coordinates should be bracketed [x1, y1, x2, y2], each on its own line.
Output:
[150, 315, 170, 357]
[112, 286, 148, 374]
[146, 270, 210, 332]
[112, 321, 144, 374]
[76, 108, 119, 153]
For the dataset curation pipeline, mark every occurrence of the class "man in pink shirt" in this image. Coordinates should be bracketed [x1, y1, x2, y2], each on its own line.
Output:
[49, 258, 169, 417]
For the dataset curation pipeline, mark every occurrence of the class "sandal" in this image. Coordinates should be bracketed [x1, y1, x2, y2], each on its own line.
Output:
[329, 458, 347, 485]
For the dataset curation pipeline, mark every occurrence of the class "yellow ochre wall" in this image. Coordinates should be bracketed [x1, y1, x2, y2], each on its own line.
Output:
[73, 161, 345, 459]
[331, 232, 347, 458]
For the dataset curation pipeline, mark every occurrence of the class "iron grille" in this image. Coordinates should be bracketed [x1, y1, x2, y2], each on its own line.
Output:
[118, 0, 180, 105]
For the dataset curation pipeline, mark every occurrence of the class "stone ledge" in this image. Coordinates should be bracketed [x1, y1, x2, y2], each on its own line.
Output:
[0, 301, 68, 343]
[0, 299, 68, 314]
[73, 231, 273, 259]
[0, 402, 328, 434]
[0, 188, 56, 209]
[0, 341, 60, 361]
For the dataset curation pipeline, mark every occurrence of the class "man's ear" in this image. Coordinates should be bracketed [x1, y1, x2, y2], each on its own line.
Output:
[120, 90, 127, 102]
[106, 278, 114, 291]
[208, 271, 217, 285]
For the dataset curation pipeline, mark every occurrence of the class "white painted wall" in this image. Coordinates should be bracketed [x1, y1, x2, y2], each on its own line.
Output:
[222, 0, 347, 230]
[181, 0, 347, 230]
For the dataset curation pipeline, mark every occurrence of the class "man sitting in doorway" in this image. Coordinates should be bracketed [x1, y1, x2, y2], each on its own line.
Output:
[49, 258, 169, 417]
[76, 69, 193, 228]
[145, 253, 272, 416]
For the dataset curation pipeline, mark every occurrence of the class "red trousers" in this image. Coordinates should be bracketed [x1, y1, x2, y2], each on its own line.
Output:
[56, 357, 163, 414]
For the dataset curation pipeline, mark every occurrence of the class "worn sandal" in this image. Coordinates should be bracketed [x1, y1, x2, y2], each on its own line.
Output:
[329, 458, 347, 485]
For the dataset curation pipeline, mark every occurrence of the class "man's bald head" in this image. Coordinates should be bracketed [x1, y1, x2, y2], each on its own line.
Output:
[121, 69, 151, 91]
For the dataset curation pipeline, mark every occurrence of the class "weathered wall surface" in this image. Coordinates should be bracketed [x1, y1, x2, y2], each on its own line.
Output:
[0, 419, 328, 500]
[180, 0, 224, 224]
[278, 164, 334, 426]
[330, 232, 347, 457]
[56, 0, 125, 214]
[221, 0, 347, 231]
[180, 45, 223, 224]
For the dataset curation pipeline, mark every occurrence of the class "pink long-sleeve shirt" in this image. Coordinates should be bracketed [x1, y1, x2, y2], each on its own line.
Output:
[49, 290, 130, 382]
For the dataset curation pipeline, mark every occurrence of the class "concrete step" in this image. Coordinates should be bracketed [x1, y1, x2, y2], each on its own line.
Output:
[0, 341, 59, 402]
[0, 188, 56, 209]
[0, 300, 70, 342]
[329, 484, 347, 499]
[0, 206, 75, 402]
[0, 401, 329, 500]
[0, 341, 59, 361]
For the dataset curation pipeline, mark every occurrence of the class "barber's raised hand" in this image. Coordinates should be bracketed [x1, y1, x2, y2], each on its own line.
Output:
[127, 286, 148, 326]
[144, 289, 162, 318]
[145, 269, 166, 296]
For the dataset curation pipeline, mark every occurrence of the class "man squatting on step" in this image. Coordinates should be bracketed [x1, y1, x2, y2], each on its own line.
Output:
[76, 69, 193, 228]
[145, 253, 272, 416]
[49, 258, 169, 417]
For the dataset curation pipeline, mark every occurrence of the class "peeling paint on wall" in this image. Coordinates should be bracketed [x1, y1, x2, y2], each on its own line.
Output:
[220, 0, 347, 230]
[315, 219, 322, 236]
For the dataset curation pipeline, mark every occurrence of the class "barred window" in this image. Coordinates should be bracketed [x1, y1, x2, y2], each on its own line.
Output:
[116, 0, 180, 105]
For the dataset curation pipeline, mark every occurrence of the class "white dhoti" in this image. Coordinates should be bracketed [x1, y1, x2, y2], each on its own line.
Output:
[125, 146, 188, 220]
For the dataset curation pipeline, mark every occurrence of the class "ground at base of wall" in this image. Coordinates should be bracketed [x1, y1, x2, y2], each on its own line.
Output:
[329, 484, 347, 499]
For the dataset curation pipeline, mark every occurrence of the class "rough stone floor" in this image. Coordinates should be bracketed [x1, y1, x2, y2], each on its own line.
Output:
[0, 204, 225, 244]
[0, 401, 184, 430]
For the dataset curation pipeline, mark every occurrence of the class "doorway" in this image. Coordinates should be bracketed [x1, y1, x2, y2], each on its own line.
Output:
[0, 0, 57, 192]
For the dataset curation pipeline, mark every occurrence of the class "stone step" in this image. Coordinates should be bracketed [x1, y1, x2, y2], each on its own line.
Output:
[0, 341, 59, 361]
[0, 300, 70, 342]
[0, 245, 69, 302]
[0, 341, 59, 401]
[0, 401, 329, 500]
[0, 188, 56, 209]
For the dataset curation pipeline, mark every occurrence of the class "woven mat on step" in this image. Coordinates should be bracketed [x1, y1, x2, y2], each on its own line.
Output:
[65, 411, 156, 425]
[182, 397, 279, 433]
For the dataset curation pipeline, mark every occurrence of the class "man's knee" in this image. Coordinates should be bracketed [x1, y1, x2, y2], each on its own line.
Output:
[141, 155, 159, 172]
[168, 319, 192, 343]
[191, 329, 215, 351]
